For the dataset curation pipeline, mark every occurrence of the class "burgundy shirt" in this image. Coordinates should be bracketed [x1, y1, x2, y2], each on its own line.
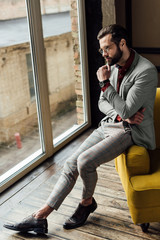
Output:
[101, 49, 135, 121]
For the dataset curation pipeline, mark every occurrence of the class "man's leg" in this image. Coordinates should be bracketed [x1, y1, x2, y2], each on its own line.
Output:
[36, 127, 105, 214]
[78, 127, 133, 200]
[3, 127, 105, 233]
[63, 123, 133, 229]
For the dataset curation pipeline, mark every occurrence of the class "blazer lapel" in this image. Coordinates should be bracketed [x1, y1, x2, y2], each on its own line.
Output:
[119, 51, 140, 97]
[110, 67, 118, 90]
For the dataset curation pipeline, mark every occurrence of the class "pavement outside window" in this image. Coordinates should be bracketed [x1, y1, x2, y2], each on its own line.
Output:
[0, 109, 77, 176]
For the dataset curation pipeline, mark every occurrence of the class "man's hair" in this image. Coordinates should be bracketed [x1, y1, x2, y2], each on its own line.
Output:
[97, 24, 130, 47]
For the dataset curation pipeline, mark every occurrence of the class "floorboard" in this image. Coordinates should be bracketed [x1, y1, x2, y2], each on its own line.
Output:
[1, 128, 160, 239]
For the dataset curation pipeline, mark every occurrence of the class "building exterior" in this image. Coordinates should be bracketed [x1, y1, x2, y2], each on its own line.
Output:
[0, 0, 70, 20]
[0, 32, 75, 143]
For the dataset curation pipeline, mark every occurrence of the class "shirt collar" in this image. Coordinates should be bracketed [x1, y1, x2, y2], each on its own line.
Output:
[116, 49, 135, 73]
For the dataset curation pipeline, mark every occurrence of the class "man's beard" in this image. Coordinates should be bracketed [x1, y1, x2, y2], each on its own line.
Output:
[107, 46, 123, 66]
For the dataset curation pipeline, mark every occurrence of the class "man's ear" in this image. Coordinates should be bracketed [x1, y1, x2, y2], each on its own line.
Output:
[120, 39, 126, 49]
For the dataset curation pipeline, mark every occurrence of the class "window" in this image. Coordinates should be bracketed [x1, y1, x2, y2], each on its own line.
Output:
[40, 1, 90, 146]
[0, 0, 90, 193]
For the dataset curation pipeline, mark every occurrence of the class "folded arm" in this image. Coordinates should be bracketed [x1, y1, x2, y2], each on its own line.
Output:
[102, 69, 157, 120]
[124, 108, 145, 125]
[98, 92, 118, 121]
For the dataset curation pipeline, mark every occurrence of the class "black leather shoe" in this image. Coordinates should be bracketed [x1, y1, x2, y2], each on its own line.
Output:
[3, 215, 48, 234]
[63, 197, 97, 230]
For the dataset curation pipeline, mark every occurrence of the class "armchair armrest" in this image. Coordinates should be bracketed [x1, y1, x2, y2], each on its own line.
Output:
[125, 145, 150, 176]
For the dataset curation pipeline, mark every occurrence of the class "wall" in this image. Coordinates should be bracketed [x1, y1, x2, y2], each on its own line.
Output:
[45, 33, 75, 117]
[70, 0, 84, 125]
[41, 0, 70, 14]
[115, 0, 160, 86]
[0, 32, 75, 143]
[115, 0, 126, 28]
[102, 0, 116, 27]
[0, 0, 70, 20]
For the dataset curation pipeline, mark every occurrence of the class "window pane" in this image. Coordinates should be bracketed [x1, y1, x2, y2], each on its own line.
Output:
[40, 0, 88, 145]
[0, 0, 43, 177]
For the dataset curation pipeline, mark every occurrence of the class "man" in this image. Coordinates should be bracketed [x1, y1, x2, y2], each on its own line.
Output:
[4, 24, 158, 234]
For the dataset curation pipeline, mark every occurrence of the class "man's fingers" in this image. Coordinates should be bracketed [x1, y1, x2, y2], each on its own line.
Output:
[140, 107, 146, 113]
[97, 64, 111, 81]
[99, 64, 111, 71]
[135, 115, 144, 122]
[136, 112, 144, 118]
[126, 107, 146, 125]
[102, 65, 107, 70]
[136, 110, 145, 118]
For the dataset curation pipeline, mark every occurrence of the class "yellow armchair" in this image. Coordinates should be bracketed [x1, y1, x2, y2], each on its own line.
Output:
[115, 88, 160, 232]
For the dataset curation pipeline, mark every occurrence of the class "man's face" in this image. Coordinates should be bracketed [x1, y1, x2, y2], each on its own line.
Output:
[99, 34, 123, 66]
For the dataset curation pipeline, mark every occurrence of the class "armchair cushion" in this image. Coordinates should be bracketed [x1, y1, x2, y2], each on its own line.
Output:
[130, 149, 160, 191]
[125, 145, 150, 176]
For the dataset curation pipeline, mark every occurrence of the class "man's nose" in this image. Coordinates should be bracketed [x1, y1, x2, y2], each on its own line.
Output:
[103, 50, 108, 58]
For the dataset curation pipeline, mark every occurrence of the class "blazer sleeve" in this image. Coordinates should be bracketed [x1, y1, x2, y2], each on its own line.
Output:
[102, 68, 158, 119]
[98, 91, 118, 121]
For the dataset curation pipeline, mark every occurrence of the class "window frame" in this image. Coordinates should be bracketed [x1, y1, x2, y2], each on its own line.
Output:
[0, 0, 91, 193]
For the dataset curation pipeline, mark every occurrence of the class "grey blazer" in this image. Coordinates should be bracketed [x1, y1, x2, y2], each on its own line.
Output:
[98, 51, 158, 150]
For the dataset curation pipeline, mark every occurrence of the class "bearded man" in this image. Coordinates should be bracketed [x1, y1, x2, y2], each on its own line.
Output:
[4, 24, 158, 234]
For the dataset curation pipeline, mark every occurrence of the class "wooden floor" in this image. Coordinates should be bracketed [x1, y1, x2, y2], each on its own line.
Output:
[0, 128, 160, 240]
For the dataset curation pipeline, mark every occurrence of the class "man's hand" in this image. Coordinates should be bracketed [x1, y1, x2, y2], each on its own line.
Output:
[96, 64, 111, 82]
[124, 108, 146, 125]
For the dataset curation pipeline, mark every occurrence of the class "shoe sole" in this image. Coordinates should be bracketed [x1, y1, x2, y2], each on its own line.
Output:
[63, 204, 97, 230]
[4, 225, 48, 234]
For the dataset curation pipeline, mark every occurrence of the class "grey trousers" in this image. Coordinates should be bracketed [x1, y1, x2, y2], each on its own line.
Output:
[46, 121, 133, 210]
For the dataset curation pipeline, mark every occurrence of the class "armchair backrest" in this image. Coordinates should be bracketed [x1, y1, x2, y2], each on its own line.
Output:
[154, 88, 160, 149]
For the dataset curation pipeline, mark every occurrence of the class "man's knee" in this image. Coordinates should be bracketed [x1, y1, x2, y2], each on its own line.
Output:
[77, 152, 92, 175]
[63, 158, 78, 177]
